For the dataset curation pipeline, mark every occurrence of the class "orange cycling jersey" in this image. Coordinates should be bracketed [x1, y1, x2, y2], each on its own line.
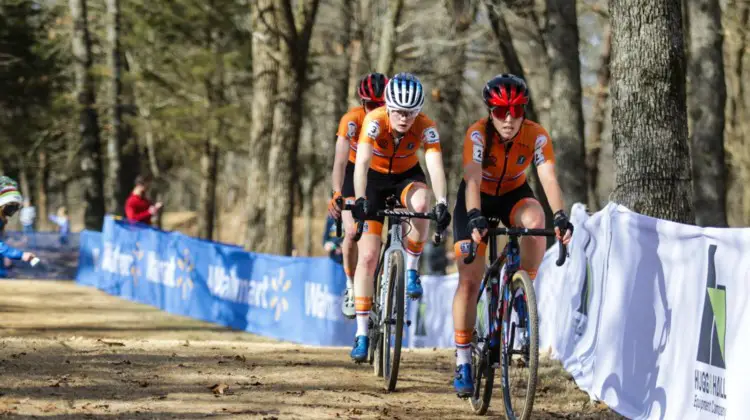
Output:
[336, 106, 368, 163]
[463, 118, 555, 196]
[358, 107, 442, 174]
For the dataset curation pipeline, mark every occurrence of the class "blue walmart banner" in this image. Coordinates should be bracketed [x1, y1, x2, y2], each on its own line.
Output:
[76, 216, 357, 346]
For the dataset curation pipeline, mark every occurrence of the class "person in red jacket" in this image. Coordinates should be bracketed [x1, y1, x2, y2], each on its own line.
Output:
[124, 175, 162, 225]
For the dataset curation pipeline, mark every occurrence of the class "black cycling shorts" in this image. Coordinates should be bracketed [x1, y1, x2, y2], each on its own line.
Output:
[363, 165, 427, 224]
[452, 180, 538, 248]
[341, 161, 356, 199]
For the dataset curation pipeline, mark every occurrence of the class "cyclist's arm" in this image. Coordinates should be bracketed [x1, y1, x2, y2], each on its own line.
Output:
[424, 151, 447, 204]
[354, 142, 373, 198]
[537, 162, 565, 214]
[0, 240, 24, 260]
[464, 160, 483, 212]
[331, 135, 350, 194]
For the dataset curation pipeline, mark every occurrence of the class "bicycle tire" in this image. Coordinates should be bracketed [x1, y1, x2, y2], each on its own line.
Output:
[500, 270, 539, 420]
[469, 284, 496, 414]
[382, 251, 405, 392]
[371, 264, 384, 377]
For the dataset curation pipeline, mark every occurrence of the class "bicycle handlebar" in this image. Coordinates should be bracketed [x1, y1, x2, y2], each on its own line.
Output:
[463, 227, 568, 267]
[334, 197, 444, 245]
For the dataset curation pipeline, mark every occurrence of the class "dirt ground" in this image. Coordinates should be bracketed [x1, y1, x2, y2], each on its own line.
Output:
[0, 280, 624, 419]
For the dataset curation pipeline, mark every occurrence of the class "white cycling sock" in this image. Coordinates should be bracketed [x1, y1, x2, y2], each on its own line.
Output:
[356, 313, 369, 337]
[456, 347, 472, 366]
[406, 253, 421, 272]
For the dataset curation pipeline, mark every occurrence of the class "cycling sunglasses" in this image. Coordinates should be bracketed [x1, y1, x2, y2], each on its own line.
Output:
[491, 105, 525, 120]
[2, 203, 20, 218]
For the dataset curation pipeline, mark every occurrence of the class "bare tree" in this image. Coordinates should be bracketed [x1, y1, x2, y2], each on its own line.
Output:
[587, 26, 611, 210]
[376, 0, 404, 75]
[545, 0, 586, 211]
[244, 0, 278, 250]
[687, 0, 727, 226]
[724, 0, 749, 224]
[610, 0, 694, 223]
[69, 0, 106, 230]
[264, 0, 321, 256]
[106, 0, 124, 215]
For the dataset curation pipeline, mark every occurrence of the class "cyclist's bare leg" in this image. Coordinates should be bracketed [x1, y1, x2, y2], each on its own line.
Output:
[353, 227, 382, 337]
[510, 199, 545, 280]
[341, 210, 359, 282]
[403, 183, 430, 268]
[453, 247, 485, 332]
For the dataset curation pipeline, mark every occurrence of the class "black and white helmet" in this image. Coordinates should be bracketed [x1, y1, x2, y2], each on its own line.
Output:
[385, 72, 425, 112]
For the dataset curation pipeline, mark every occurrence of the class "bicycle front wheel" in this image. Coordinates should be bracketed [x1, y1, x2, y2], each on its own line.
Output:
[371, 264, 384, 377]
[500, 270, 539, 420]
[382, 251, 405, 392]
[469, 279, 497, 415]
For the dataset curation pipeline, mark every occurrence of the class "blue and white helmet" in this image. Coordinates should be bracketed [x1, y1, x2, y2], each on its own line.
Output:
[385, 72, 425, 112]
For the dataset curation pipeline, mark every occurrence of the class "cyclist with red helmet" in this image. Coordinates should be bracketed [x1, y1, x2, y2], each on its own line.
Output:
[328, 72, 388, 319]
[450, 74, 573, 397]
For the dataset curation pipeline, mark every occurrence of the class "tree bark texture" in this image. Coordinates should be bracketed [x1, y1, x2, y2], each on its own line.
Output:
[545, 0, 587, 212]
[376, 0, 403, 75]
[587, 27, 611, 210]
[106, 0, 124, 215]
[609, 0, 694, 223]
[264, 0, 320, 256]
[69, 0, 106, 230]
[244, 0, 278, 251]
[687, 0, 727, 227]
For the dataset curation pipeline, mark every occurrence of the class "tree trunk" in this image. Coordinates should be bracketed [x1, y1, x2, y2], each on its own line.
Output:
[687, 0, 727, 227]
[197, 139, 219, 239]
[609, 0, 694, 223]
[36, 148, 49, 231]
[376, 0, 403, 75]
[587, 27, 611, 210]
[106, 0, 124, 216]
[724, 0, 749, 225]
[439, 0, 475, 194]
[302, 180, 314, 256]
[19, 163, 31, 203]
[333, 0, 353, 126]
[244, 0, 278, 251]
[264, 0, 320, 256]
[545, 0, 586, 212]
[69, 0, 105, 231]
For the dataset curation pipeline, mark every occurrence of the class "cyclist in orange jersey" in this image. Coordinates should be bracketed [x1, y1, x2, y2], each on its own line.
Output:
[451, 74, 573, 397]
[328, 72, 389, 319]
[348, 72, 451, 362]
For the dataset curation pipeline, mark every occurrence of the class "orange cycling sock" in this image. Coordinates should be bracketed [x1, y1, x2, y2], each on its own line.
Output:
[455, 329, 472, 366]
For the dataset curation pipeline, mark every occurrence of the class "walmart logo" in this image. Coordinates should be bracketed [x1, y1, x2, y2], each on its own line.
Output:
[207, 266, 292, 321]
[697, 244, 726, 369]
[176, 248, 195, 300]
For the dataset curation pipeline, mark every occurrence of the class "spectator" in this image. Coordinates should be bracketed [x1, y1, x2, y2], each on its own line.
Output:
[322, 215, 344, 265]
[48, 206, 70, 246]
[125, 174, 162, 225]
[19, 198, 36, 247]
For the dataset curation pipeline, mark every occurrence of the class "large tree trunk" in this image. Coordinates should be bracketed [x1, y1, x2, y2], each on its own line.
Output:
[244, 0, 278, 251]
[264, 0, 320, 256]
[587, 27, 611, 210]
[609, 0, 694, 223]
[375, 0, 403, 75]
[106, 0, 124, 215]
[687, 0, 727, 227]
[438, 0, 475, 194]
[545, 0, 586, 212]
[69, 0, 105, 230]
[724, 0, 749, 225]
[333, 0, 353, 128]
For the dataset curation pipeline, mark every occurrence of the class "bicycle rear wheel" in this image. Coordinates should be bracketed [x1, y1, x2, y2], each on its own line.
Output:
[500, 270, 538, 420]
[469, 280, 497, 414]
[382, 251, 405, 392]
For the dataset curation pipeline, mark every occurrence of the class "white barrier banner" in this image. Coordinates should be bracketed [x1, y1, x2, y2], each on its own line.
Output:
[536, 202, 750, 420]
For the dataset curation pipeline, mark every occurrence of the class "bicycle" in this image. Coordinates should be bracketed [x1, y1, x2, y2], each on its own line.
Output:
[338, 195, 443, 392]
[462, 221, 567, 419]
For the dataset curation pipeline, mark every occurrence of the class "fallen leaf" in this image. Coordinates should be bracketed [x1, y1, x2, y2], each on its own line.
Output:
[138, 381, 149, 388]
[209, 383, 230, 395]
[41, 403, 57, 413]
[234, 355, 247, 362]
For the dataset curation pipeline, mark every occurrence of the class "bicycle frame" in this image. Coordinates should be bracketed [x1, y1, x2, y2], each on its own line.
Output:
[371, 218, 408, 329]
